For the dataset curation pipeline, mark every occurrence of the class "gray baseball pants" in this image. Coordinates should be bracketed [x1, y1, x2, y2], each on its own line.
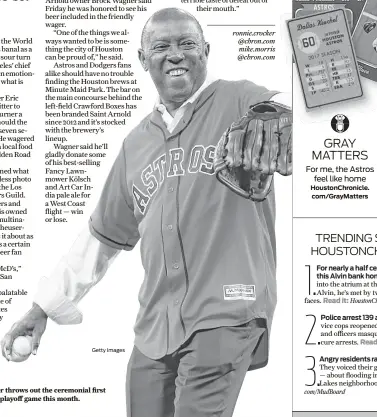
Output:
[126, 320, 266, 417]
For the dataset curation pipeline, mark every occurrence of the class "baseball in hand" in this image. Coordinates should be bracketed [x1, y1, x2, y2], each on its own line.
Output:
[10, 336, 32, 362]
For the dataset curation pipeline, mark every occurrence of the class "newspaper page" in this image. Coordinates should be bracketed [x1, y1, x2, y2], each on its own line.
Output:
[0, 0, 292, 417]
[291, 0, 377, 417]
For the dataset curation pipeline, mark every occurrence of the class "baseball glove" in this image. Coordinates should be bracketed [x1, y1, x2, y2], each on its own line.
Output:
[214, 101, 292, 202]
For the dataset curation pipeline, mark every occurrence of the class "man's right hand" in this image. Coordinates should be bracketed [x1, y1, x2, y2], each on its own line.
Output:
[1, 303, 48, 362]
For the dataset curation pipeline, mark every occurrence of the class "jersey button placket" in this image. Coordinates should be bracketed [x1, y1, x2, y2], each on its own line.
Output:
[164, 177, 183, 286]
[161, 135, 186, 351]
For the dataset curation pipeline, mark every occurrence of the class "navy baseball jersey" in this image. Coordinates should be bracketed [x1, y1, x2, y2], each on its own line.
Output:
[89, 80, 279, 368]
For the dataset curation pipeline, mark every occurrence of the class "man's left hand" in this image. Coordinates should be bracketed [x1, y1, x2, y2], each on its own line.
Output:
[214, 101, 292, 201]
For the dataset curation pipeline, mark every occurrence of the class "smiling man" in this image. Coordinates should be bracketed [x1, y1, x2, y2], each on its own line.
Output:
[1, 8, 291, 417]
[138, 9, 210, 114]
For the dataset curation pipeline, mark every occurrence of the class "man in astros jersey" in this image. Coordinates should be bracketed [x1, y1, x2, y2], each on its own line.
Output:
[1, 8, 291, 417]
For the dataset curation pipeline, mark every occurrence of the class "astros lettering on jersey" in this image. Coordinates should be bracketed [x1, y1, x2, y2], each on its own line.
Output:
[133, 144, 216, 214]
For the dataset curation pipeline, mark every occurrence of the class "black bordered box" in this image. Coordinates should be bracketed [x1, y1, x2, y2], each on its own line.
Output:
[287, 9, 364, 110]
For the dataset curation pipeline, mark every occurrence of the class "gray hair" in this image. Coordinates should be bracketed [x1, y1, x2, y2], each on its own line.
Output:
[141, 8, 205, 49]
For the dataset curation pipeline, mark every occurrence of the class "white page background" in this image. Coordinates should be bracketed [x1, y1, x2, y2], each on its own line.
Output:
[0, 1, 292, 416]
